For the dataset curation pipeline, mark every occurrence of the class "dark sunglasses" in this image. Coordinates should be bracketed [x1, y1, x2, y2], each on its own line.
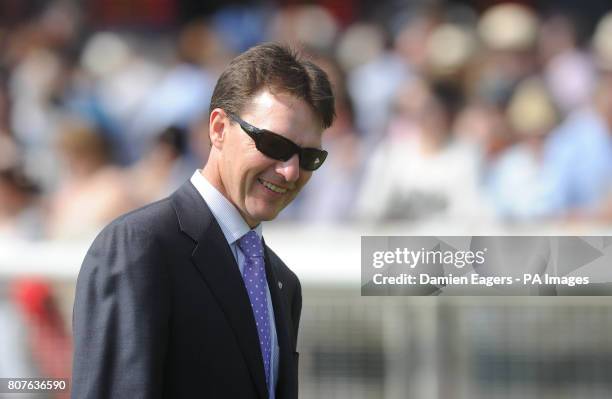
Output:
[227, 112, 327, 171]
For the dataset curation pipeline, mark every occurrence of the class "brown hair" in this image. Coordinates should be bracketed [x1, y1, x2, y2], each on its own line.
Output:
[209, 43, 335, 129]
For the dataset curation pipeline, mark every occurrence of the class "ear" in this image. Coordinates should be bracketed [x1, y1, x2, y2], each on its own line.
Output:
[209, 108, 228, 150]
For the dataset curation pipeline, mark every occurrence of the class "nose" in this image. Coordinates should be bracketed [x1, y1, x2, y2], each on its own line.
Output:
[275, 154, 300, 183]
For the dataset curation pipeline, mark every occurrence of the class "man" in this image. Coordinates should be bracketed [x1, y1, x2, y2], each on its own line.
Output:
[71, 43, 335, 399]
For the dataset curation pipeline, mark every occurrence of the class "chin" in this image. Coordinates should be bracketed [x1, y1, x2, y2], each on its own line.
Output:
[246, 205, 284, 224]
[252, 210, 281, 223]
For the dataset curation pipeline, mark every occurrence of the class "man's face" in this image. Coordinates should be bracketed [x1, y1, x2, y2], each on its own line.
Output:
[217, 90, 323, 227]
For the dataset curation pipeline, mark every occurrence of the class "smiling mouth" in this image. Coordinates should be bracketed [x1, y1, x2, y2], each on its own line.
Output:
[257, 178, 289, 194]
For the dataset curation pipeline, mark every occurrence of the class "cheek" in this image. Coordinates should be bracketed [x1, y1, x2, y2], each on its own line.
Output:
[297, 173, 313, 188]
[243, 155, 274, 187]
[288, 173, 312, 199]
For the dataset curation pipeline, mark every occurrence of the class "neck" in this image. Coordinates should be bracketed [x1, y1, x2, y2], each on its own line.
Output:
[201, 160, 225, 196]
[200, 163, 259, 229]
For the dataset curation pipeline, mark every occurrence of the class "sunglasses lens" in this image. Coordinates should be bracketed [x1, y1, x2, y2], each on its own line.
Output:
[258, 132, 295, 161]
[300, 148, 328, 171]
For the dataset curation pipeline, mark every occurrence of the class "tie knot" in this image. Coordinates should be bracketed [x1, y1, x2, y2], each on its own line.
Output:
[238, 230, 264, 258]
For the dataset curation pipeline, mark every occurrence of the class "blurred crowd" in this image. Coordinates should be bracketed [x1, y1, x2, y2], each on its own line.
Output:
[2, 0, 612, 241]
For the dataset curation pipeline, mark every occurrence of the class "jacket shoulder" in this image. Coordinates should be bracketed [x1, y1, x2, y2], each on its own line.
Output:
[83, 197, 178, 266]
[106, 197, 176, 235]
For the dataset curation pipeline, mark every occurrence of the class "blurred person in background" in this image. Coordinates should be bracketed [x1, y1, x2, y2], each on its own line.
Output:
[354, 77, 491, 225]
[0, 132, 44, 241]
[128, 125, 193, 205]
[460, 2, 540, 168]
[74, 31, 164, 165]
[535, 11, 612, 222]
[343, 14, 419, 145]
[484, 77, 561, 221]
[0, 73, 11, 134]
[10, 278, 72, 383]
[268, 4, 339, 56]
[72, 43, 335, 399]
[125, 20, 219, 162]
[0, 164, 43, 241]
[472, 3, 539, 104]
[538, 11, 595, 116]
[541, 73, 612, 220]
[46, 120, 134, 239]
[5, 1, 81, 191]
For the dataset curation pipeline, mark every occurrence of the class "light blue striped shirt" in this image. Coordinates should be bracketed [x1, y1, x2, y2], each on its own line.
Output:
[190, 170, 279, 399]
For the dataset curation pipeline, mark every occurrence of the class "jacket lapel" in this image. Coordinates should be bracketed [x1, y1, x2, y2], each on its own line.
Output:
[172, 182, 268, 399]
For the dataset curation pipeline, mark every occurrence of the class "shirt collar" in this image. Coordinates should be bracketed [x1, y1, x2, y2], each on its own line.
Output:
[190, 170, 262, 245]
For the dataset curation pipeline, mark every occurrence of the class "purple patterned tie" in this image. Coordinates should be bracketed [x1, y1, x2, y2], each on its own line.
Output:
[238, 230, 271, 387]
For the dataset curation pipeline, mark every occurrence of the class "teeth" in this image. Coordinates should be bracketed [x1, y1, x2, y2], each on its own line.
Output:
[259, 179, 287, 194]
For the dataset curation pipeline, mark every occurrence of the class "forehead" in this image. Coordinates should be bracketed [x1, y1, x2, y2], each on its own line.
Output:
[241, 90, 323, 145]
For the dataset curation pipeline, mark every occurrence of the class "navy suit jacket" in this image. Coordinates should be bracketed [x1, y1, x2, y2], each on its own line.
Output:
[72, 181, 302, 398]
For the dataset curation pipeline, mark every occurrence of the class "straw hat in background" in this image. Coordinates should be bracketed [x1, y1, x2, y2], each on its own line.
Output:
[425, 23, 476, 77]
[593, 11, 612, 71]
[506, 77, 558, 137]
[478, 3, 538, 52]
